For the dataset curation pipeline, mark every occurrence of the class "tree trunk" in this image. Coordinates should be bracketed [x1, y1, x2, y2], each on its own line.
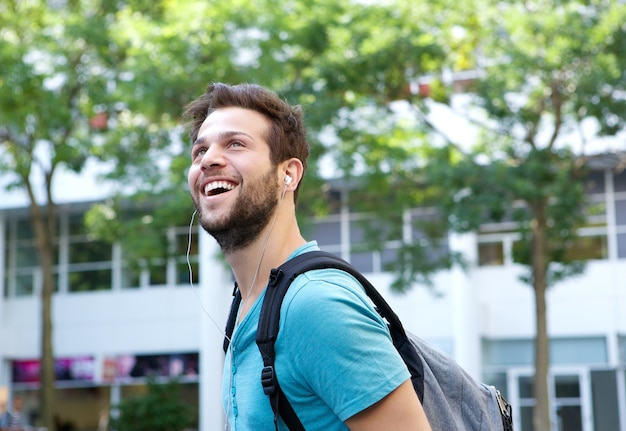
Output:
[531, 207, 551, 431]
[29, 202, 56, 431]
[39, 257, 56, 431]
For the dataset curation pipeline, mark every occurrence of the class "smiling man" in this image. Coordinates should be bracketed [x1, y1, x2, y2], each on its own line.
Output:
[184, 83, 431, 431]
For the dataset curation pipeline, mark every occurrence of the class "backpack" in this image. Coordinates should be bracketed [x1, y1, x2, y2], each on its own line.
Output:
[224, 250, 514, 431]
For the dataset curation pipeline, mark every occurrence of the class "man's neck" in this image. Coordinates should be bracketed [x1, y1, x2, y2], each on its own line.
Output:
[226, 212, 306, 315]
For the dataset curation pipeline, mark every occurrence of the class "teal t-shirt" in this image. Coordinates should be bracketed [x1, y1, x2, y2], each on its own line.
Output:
[222, 241, 410, 430]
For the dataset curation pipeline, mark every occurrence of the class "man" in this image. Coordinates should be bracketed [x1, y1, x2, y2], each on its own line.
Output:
[0, 395, 27, 431]
[185, 83, 431, 430]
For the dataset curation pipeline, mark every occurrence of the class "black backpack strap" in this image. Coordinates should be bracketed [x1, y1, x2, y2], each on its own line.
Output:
[223, 284, 241, 353]
[256, 251, 425, 430]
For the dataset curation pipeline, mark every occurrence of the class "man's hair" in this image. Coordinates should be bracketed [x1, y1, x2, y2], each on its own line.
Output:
[183, 83, 309, 202]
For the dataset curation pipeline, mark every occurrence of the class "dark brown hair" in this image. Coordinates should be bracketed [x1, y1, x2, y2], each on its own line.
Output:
[183, 83, 309, 202]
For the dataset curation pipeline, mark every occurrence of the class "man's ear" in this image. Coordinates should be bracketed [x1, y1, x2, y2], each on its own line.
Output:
[282, 158, 304, 190]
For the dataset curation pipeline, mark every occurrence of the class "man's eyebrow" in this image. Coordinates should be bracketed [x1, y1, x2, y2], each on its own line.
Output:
[192, 130, 255, 147]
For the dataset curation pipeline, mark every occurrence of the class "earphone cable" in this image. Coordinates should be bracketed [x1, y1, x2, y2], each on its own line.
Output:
[187, 209, 230, 342]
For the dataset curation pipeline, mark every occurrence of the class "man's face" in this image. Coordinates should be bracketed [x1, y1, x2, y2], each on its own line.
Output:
[188, 107, 281, 253]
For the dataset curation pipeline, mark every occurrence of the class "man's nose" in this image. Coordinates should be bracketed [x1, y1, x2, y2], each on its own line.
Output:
[199, 144, 226, 169]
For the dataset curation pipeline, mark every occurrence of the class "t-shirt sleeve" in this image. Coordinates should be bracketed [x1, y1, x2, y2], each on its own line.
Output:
[278, 269, 411, 422]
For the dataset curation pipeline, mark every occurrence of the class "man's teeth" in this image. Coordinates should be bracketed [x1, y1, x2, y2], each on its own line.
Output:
[204, 181, 236, 196]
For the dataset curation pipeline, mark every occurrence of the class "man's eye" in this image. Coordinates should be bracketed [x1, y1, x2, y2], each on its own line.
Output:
[230, 140, 244, 148]
[193, 148, 207, 158]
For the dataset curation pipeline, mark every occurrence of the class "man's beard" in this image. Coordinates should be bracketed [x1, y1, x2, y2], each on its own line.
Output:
[194, 169, 280, 254]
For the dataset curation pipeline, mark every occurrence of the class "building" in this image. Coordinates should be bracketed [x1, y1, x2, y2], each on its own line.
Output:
[1, 156, 625, 431]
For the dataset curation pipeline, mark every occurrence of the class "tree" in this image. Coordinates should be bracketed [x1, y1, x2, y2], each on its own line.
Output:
[431, 3, 626, 430]
[86, 0, 449, 244]
[0, 1, 191, 428]
[327, 2, 626, 430]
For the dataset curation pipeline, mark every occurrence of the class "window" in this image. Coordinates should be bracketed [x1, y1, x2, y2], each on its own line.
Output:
[618, 335, 626, 365]
[564, 235, 607, 261]
[304, 219, 341, 247]
[482, 372, 508, 399]
[5, 217, 52, 297]
[67, 215, 113, 292]
[618, 233, 626, 259]
[554, 375, 583, 431]
[590, 370, 620, 431]
[3, 211, 203, 295]
[517, 375, 535, 431]
[483, 337, 607, 367]
[68, 269, 111, 293]
[511, 371, 590, 431]
[478, 242, 504, 266]
[174, 228, 198, 286]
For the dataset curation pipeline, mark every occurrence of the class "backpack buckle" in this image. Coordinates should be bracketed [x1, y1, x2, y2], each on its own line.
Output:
[261, 365, 278, 396]
[268, 269, 283, 288]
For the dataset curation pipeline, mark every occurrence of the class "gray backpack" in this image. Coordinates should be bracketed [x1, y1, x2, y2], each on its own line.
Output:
[224, 250, 514, 431]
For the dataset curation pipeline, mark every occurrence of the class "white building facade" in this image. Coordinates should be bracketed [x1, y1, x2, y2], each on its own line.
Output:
[1, 163, 625, 431]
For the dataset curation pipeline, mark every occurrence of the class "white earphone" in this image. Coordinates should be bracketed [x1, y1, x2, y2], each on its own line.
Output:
[284, 175, 292, 185]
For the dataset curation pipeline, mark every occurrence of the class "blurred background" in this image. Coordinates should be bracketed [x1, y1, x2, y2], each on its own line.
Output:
[1, 1, 626, 430]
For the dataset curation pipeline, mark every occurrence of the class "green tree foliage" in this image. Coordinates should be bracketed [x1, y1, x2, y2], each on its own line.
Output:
[1, 1, 447, 427]
[86, 0, 449, 253]
[426, 3, 626, 430]
[109, 379, 194, 431]
[0, 1, 207, 428]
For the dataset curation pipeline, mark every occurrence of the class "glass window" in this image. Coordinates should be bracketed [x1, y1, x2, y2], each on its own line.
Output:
[518, 375, 535, 431]
[148, 262, 167, 286]
[305, 220, 341, 247]
[584, 171, 605, 194]
[614, 170, 626, 192]
[590, 370, 620, 431]
[3, 235, 8, 270]
[554, 375, 582, 431]
[483, 339, 533, 367]
[352, 215, 402, 246]
[16, 218, 36, 240]
[69, 241, 112, 264]
[15, 273, 35, 296]
[520, 406, 534, 431]
[616, 200, 626, 225]
[350, 251, 374, 274]
[68, 269, 112, 292]
[381, 248, 399, 271]
[15, 244, 40, 267]
[175, 230, 198, 257]
[564, 235, 607, 261]
[551, 337, 607, 365]
[176, 261, 198, 286]
[518, 375, 534, 398]
[482, 372, 508, 399]
[555, 374, 580, 398]
[556, 405, 582, 431]
[618, 335, 626, 364]
[478, 242, 504, 266]
[174, 228, 199, 286]
[618, 233, 626, 259]
[121, 267, 141, 289]
[483, 337, 607, 367]
[68, 214, 87, 236]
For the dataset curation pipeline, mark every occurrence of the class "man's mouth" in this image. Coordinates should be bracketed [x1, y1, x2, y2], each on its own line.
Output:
[204, 181, 236, 197]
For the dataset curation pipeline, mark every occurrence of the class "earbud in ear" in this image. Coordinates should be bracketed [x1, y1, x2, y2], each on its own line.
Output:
[284, 175, 293, 185]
